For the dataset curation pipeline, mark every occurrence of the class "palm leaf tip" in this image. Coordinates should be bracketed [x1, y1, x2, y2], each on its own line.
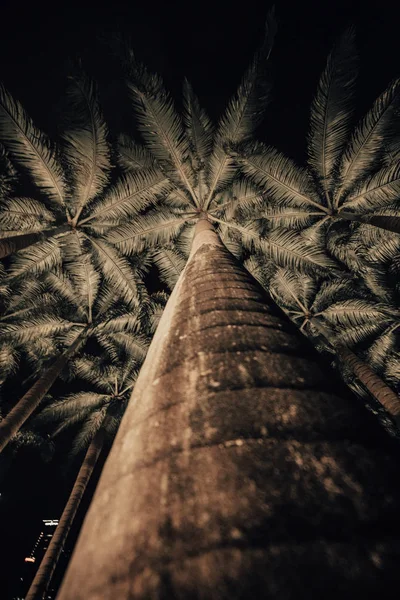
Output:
[307, 26, 358, 194]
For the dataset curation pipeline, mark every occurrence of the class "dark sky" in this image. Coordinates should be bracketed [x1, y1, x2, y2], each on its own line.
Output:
[0, 0, 399, 597]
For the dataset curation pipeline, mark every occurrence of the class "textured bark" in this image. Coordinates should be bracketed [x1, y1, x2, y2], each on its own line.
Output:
[337, 344, 400, 420]
[0, 223, 70, 259]
[26, 420, 109, 600]
[58, 222, 400, 600]
[339, 211, 400, 233]
[0, 333, 84, 453]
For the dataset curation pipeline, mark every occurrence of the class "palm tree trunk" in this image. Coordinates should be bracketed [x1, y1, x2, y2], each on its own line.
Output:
[336, 344, 400, 422]
[0, 332, 84, 453]
[310, 318, 400, 422]
[339, 211, 400, 233]
[58, 220, 400, 600]
[0, 223, 70, 259]
[25, 417, 110, 600]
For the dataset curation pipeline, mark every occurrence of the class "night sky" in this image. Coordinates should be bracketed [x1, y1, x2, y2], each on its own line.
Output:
[0, 0, 399, 597]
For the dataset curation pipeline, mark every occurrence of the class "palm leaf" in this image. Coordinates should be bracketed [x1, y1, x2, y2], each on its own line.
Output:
[0, 85, 66, 205]
[105, 209, 188, 254]
[118, 135, 156, 170]
[307, 27, 358, 195]
[62, 74, 111, 219]
[8, 238, 62, 278]
[89, 237, 142, 308]
[127, 64, 197, 201]
[335, 77, 400, 200]
[237, 142, 328, 212]
[342, 162, 400, 212]
[81, 169, 170, 225]
[152, 247, 186, 289]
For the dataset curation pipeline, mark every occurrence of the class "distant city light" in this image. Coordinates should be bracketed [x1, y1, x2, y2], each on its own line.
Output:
[43, 519, 59, 526]
[24, 557, 36, 563]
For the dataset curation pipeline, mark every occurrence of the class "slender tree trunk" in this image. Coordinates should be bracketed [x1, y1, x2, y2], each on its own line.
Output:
[310, 318, 400, 422]
[339, 211, 400, 234]
[0, 224, 70, 259]
[0, 332, 84, 453]
[25, 417, 110, 600]
[336, 344, 400, 422]
[58, 220, 400, 600]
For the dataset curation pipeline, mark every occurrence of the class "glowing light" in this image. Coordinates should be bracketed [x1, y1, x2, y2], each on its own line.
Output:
[25, 557, 36, 563]
[43, 520, 59, 526]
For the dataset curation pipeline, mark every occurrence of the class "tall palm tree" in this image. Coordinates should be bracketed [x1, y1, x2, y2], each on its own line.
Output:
[58, 216, 400, 599]
[0, 268, 148, 452]
[233, 29, 400, 236]
[26, 357, 138, 600]
[262, 267, 400, 421]
[99, 16, 336, 278]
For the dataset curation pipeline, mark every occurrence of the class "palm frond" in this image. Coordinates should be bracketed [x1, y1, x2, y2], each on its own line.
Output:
[0, 316, 80, 345]
[307, 27, 358, 195]
[0, 197, 56, 230]
[311, 278, 362, 312]
[82, 169, 170, 225]
[209, 180, 264, 221]
[336, 321, 392, 347]
[336, 78, 400, 200]
[226, 218, 337, 274]
[117, 135, 157, 170]
[152, 247, 186, 290]
[367, 325, 399, 371]
[182, 78, 214, 168]
[0, 85, 66, 205]
[237, 143, 327, 211]
[319, 299, 393, 328]
[71, 408, 108, 455]
[341, 162, 400, 212]
[39, 392, 108, 423]
[89, 237, 142, 308]
[269, 268, 315, 313]
[105, 209, 188, 254]
[8, 238, 62, 278]
[127, 64, 197, 201]
[62, 74, 111, 218]
[385, 353, 400, 388]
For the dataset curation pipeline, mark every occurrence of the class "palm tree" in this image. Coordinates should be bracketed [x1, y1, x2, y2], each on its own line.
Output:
[97, 15, 336, 279]
[25, 412, 111, 600]
[0, 268, 149, 452]
[58, 213, 400, 599]
[233, 29, 400, 236]
[25, 357, 139, 600]
[0, 75, 164, 310]
[262, 267, 400, 421]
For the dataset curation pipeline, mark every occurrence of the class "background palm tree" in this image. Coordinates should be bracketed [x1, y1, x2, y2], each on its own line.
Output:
[259, 266, 400, 420]
[25, 356, 138, 600]
[0, 74, 161, 311]
[233, 28, 400, 239]
[0, 267, 149, 452]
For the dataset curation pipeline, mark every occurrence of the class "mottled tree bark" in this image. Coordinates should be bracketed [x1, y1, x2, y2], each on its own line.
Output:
[339, 211, 400, 233]
[0, 332, 84, 453]
[0, 223, 70, 259]
[58, 221, 400, 600]
[26, 419, 109, 600]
